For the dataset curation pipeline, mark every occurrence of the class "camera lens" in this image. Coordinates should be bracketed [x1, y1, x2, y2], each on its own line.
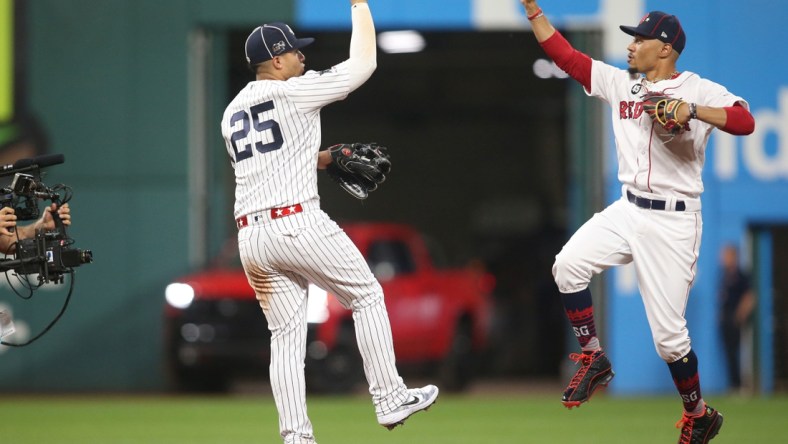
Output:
[80, 250, 93, 264]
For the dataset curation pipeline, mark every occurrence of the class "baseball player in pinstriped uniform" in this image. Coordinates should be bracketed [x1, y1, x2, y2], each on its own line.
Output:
[520, 1, 755, 443]
[220, 1, 438, 443]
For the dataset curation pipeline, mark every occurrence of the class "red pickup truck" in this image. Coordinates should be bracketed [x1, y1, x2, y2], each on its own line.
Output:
[164, 222, 494, 393]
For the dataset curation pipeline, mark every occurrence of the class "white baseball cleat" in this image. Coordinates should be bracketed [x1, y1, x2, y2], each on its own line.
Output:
[377, 385, 439, 430]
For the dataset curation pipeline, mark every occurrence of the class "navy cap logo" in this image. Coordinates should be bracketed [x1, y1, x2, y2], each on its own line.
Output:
[272, 41, 287, 55]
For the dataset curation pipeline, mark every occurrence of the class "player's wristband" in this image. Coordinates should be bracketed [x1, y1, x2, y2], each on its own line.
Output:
[528, 8, 544, 21]
[688, 102, 698, 120]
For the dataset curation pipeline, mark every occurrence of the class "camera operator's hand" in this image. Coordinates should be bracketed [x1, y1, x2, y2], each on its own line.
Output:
[0, 207, 18, 237]
[35, 203, 71, 231]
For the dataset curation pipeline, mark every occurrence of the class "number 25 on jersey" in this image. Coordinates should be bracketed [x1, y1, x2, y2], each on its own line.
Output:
[229, 100, 283, 162]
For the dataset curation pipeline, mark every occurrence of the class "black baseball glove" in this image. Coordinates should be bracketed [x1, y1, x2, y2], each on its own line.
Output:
[325, 143, 391, 200]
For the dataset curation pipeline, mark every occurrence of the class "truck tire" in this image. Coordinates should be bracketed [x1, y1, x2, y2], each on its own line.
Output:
[438, 318, 475, 392]
[306, 323, 363, 393]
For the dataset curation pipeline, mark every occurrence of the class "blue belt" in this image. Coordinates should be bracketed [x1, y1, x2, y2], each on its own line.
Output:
[627, 190, 686, 211]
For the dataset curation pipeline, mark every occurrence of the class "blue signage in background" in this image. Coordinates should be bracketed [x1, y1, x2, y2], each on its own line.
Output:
[296, 0, 601, 30]
[297, 0, 473, 30]
[296, 0, 788, 395]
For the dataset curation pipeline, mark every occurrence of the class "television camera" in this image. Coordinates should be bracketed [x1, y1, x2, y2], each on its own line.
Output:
[0, 154, 93, 347]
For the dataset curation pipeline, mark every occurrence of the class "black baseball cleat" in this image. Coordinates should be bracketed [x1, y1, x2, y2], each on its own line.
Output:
[675, 405, 723, 444]
[561, 349, 615, 409]
[377, 385, 439, 430]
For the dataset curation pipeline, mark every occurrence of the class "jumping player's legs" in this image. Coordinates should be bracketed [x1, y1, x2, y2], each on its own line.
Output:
[249, 209, 409, 417]
[552, 199, 635, 406]
[553, 199, 635, 342]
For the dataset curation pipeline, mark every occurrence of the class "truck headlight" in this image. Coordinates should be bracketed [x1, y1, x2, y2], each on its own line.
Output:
[165, 283, 195, 309]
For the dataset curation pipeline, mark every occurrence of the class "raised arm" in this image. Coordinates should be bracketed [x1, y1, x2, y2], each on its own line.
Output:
[521, 0, 556, 42]
[519, 0, 592, 90]
[346, 0, 377, 92]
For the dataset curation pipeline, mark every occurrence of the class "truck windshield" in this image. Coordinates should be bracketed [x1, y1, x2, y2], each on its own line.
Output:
[366, 240, 416, 280]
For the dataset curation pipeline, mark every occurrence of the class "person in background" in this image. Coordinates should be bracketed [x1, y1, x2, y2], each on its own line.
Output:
[718, 244, 755, 391]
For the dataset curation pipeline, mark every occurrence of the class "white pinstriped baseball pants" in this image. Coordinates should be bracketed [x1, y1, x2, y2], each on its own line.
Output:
[237, 200, 409, 444]
[552, 194, 703, 362]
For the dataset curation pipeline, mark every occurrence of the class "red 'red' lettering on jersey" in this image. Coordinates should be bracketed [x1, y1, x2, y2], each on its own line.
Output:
[619, 100, 645, 120]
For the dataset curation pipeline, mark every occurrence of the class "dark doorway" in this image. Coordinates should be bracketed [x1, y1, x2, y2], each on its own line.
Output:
[770, 226, 788, 391]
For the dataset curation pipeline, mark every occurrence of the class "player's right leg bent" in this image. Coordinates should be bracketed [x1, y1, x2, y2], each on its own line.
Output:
[552, 199, 636, 408]
[552, 200, 635, 295]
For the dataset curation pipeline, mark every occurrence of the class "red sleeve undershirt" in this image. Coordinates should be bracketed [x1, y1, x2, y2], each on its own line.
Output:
[539, 31, 592, 91]
[722, 104, 755, 135]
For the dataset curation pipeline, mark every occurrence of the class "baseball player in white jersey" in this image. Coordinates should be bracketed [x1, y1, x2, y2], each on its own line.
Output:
[520, 1, 755, 443]
[220, 1, 438, 443]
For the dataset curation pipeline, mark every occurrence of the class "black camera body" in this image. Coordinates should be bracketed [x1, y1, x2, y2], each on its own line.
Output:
[0, 155, 92, 284]
[14, 232, 93, 284]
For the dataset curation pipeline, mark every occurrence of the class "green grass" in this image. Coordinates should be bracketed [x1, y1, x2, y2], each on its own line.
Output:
[0, 392, 786, 443]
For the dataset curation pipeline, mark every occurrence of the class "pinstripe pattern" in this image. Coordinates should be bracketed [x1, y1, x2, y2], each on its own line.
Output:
[237, 206, 409, 442]
[221, 62, 351, 217]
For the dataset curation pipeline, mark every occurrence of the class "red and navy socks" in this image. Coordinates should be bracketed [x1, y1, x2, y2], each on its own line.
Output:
[668, 349, 705, 415]
[560, 288, 600, 351]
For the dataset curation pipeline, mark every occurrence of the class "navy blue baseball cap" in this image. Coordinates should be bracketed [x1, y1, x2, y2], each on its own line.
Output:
[245, 22, 314, 65]
[620, 11, 686, 54]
